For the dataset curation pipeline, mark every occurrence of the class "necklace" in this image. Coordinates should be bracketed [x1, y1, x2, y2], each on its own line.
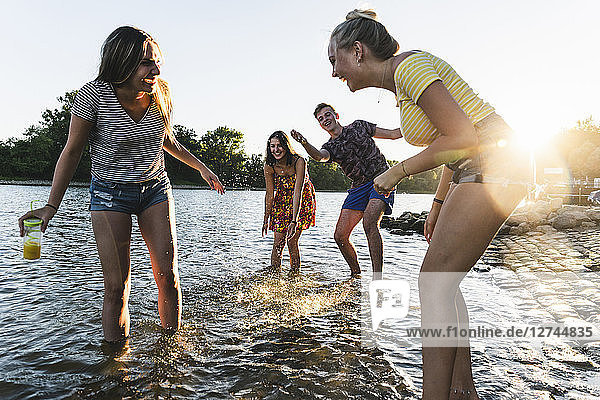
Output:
[275, 163, 288, 175]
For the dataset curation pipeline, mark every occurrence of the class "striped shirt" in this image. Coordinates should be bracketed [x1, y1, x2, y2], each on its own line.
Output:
[394, 51, 495, 146]
[71, 80, 167, 183]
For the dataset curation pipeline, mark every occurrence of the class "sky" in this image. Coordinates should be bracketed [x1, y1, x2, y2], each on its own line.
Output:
[1, 0, 599, 162]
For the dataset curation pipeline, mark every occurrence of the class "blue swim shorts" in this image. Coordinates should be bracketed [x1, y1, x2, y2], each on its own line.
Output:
[89, 174, 172, 214]
[342, 180, 394, 215]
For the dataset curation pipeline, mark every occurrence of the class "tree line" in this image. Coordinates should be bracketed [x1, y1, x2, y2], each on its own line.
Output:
[543, 117, 600, 180]
[0, 91, 444, 192]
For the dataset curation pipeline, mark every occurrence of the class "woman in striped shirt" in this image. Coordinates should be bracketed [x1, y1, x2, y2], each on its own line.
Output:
[18, 27, 224, 343]
[327, 9, 530, 400]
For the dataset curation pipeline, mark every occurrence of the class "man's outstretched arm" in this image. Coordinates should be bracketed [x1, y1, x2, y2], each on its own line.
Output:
[373, 127, 403, 139]
[290, 129, 330, 162]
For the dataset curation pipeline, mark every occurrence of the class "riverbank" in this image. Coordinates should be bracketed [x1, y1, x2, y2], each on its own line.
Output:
[381, 199, 600, 236]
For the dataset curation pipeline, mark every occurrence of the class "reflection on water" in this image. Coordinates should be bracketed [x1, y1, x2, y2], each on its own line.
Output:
[1, 185, 600, 399]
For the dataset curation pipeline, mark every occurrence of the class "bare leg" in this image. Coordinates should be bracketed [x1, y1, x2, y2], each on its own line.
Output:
[450, 288, 478, 400]
[270, 231, 287, 271]
[287, 228, 303, 273]
[91, 211, 132, 342]
[334, 209, 363, 276]
[419, 183, 525, 399]
[362, 198, 387, 275]
[138, 196, 181, 332]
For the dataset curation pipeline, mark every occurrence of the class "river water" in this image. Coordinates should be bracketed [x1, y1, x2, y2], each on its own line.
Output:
[1, 185, 600, 399]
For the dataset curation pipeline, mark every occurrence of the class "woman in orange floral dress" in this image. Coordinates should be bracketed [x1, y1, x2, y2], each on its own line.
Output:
[262, 131, 316, 273]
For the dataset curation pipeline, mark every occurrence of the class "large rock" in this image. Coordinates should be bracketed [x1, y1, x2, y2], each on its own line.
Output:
[382, 212, 427, 234]
[532, 200, 552, 217]
[389, 219, 412, 230]
[536, 224, 556, 233]
[564, 210, 592, 223]
[390, 229, 413, 236]
[552, 215, 578, 229]
[506, 213, 528, 226]
[586, 207, 600, 222]
[380, 216, 393, 229]
[509, 226, 524, 235]
[410, 218, 426, 233]
[517, 222, 532, 234]
[497, 225, 511, 235]
[526, 211, 548, 225]
[558, 205, 588, 214]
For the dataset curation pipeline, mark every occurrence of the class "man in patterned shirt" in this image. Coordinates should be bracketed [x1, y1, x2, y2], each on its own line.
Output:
[291, 103, 402, 277]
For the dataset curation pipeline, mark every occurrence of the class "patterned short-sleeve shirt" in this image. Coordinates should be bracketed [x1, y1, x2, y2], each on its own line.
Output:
[321, 120, 388, 188]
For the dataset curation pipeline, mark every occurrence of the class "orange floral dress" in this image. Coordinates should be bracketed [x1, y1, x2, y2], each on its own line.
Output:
[269, 167, 316, 233]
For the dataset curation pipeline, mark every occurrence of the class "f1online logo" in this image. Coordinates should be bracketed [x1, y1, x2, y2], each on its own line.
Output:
[369, 280, 410, 331]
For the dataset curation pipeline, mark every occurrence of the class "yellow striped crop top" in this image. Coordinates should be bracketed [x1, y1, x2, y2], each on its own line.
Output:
[394, 51, 495, 147]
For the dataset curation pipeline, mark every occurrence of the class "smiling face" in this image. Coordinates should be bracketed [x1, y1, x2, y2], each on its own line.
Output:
[315, 106, 339, 133]
[328, 40, 364, 92]
[122, 42, 162, 94]
[269, 137, 287, 161]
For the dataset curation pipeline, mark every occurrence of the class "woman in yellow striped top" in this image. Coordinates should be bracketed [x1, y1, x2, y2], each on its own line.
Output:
[328, 9, 530, 400]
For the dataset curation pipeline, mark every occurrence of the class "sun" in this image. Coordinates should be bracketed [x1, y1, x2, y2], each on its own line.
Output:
[512, 127, 558, 153]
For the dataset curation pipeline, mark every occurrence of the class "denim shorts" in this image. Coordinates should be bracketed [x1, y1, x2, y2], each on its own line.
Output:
[342, 180, 394, 215]
[89, 174, 172, 214]
[446, 113, 532, 186]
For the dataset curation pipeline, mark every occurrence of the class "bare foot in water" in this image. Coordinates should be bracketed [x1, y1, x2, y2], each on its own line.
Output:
[449, 386, 479, 400]
[266, 264, 282, 274]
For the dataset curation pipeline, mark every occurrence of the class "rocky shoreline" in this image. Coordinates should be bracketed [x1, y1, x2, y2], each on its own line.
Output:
[381, 199, 600, 236]
[500, 200, 600, 235]
[380, 211, 429, 235]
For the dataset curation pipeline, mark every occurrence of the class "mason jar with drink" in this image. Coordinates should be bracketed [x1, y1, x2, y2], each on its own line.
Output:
[23, 217, 43, 259]
[21, 200, 44, 260]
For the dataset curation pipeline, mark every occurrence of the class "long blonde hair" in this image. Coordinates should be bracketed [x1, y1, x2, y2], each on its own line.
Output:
[97, 26, 173, 138]
[330, 9, 399, 60]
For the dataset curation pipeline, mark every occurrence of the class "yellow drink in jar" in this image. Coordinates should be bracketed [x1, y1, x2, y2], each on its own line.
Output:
[24, 242, 41, 259]
[23, 217, 43, 260]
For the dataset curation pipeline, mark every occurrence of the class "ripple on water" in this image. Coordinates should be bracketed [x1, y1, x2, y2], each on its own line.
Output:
[3, 187, 600, 398]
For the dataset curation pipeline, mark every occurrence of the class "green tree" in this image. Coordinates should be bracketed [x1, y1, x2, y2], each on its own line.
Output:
[552, 116, 600, 180]
[0, 91, 91, 181]
[244, 154, 265, 188]
[395, 166, 441, 193]
[307, 160, 350, 191]
[0, 89, 445, 191]
[198, 126, 247, 187]
[164, 124, 205, 185]
[36, 91, 91, 180]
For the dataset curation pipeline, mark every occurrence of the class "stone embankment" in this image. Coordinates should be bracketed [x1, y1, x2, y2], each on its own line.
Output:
[500, 199, 600, 235]
[381, 199, 600, 236]
[380, 211, 429, 235]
